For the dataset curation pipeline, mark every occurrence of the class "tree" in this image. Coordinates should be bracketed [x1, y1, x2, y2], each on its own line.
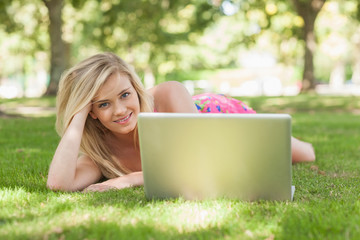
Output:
[240, 0, 326, 92]
[0, 0, 68, 96]
[0, 0, 219, 94]
[348, 0, 360, 85]
[197, 0, 327, 92]
[0, 0, 50, 97]
[74, 0, 219, 84]
[291, 0, 326, 92]
[43, 0, 68, 95]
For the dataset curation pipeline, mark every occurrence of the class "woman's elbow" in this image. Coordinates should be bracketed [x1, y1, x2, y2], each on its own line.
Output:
[46, 178, 76, 192]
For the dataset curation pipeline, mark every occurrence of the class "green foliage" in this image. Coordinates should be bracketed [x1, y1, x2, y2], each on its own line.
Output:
[1, 0, 360, 90]
[164, 69, 218, 82]
[0, 1, 13, 31]
[0, 0, 49, 79]
[0, 0, 49, 51]
[71, 0, 219, 75]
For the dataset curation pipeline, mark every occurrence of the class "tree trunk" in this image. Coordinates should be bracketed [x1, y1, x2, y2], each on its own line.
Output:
[292, 0, 326, 92]
[302, 18, 316, 91]
[43, 0, 67, 96]
[352, 31, 360, 85]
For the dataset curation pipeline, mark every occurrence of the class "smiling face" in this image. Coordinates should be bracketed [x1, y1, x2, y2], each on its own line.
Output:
[90, 71, 140, 137]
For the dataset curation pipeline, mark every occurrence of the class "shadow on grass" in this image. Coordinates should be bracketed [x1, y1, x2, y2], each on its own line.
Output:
[8, 221, 232, 240]
[0, 187, 148, 230]
[82, 187, 148, 207]
[276, 200, 360, 239]
[0, 110, 24, 119]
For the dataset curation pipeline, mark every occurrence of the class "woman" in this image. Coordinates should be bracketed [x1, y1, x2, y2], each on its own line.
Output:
[47, 52, 315, 192]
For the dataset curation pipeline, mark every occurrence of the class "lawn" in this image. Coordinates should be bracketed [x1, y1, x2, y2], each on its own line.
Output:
[0, 95, 360, 240]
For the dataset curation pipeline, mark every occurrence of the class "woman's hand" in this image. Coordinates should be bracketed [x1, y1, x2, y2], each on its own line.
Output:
[83, 183, 116, 193]
[75, 102, 93, 119]
[82, 172, 144, 193]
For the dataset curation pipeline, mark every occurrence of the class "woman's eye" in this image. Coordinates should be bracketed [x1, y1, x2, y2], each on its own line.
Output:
[99, 102, 109, 108]
[121, 92, 130, 98]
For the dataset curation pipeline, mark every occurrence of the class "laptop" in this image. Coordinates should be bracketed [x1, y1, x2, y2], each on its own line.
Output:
[138, 113, 294, 201]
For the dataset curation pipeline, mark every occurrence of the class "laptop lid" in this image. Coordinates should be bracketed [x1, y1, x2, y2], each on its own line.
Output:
[138, 113, 293, 201]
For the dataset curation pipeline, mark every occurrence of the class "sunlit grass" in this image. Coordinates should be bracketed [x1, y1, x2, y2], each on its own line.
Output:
[1, 95, 360, 239]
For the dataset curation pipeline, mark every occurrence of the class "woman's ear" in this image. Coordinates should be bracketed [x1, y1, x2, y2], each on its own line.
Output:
[89, 111, 98, 119]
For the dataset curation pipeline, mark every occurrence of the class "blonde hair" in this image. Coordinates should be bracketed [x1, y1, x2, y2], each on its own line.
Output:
[56, 52, 153, 178]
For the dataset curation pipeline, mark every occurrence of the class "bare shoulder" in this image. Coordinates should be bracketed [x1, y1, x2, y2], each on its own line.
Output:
[147, 81, 197, 113]
[147, 81, 186, 99]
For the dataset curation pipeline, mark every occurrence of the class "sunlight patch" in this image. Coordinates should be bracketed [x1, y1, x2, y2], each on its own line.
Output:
[0, 187, 29, 203]
[157, 201, 238, 232]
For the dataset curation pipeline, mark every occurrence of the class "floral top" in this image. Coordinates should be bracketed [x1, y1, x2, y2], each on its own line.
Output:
[192, 93, 256, 114]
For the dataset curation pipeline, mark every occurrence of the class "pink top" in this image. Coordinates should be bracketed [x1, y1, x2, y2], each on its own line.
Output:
[192, 93, 256, 114]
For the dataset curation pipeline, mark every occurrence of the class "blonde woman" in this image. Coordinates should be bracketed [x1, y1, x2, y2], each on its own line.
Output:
[47, 52, 315, 192]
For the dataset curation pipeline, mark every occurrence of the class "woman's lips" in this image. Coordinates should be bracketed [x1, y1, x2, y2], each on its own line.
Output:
[114, 112, 132, 124]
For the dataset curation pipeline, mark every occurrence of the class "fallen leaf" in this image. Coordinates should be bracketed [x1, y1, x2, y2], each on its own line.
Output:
[310, 165, 318, 171]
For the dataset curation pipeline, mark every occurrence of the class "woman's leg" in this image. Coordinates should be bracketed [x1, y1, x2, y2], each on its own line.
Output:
[291, 137, 316, 163]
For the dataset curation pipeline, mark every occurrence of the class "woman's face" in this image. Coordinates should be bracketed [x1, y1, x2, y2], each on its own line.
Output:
[90, 72, 140, 136]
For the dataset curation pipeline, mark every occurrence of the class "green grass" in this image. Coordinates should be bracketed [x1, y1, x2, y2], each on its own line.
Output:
[1, 95, 360, 239]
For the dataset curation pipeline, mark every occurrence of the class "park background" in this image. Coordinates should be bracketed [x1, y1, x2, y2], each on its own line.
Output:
[1, 0, 360, 240]
[1, 0, 360, 99]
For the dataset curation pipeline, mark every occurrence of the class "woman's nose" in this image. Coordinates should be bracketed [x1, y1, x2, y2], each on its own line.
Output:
[114, 101, 126, 115]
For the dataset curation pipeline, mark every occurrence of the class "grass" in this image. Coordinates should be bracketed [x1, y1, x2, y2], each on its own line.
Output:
[1, 95, 360, 239]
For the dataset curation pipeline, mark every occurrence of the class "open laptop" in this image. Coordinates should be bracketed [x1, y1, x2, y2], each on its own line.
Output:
[138, 113, 294, 201]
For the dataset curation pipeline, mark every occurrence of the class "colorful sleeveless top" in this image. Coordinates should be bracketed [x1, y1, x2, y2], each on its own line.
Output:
[192, 93, 256, 114]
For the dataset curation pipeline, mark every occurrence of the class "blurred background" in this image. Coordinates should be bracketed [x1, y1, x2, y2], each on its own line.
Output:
[0, 0, 360, 99]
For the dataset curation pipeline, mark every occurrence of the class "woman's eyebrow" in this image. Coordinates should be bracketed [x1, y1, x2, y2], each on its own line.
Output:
[92, 87, 131, 103]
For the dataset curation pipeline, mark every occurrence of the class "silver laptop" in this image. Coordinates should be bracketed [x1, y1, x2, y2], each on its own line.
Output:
[138, 113, 294, 201]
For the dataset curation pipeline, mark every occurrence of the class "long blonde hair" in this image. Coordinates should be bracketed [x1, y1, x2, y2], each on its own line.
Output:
[56, 52, 153, 178]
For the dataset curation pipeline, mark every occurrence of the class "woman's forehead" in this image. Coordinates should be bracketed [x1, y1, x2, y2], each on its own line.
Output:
[94, 72, 133, 101]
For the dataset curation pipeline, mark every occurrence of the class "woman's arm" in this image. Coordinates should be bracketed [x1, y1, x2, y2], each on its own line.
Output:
[148, 81, 198, 113]
[83, 171, 143, 192]
[47, 104, 102, 191]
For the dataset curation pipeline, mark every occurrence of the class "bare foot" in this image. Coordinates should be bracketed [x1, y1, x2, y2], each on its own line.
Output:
[291, 137, 316, 163]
